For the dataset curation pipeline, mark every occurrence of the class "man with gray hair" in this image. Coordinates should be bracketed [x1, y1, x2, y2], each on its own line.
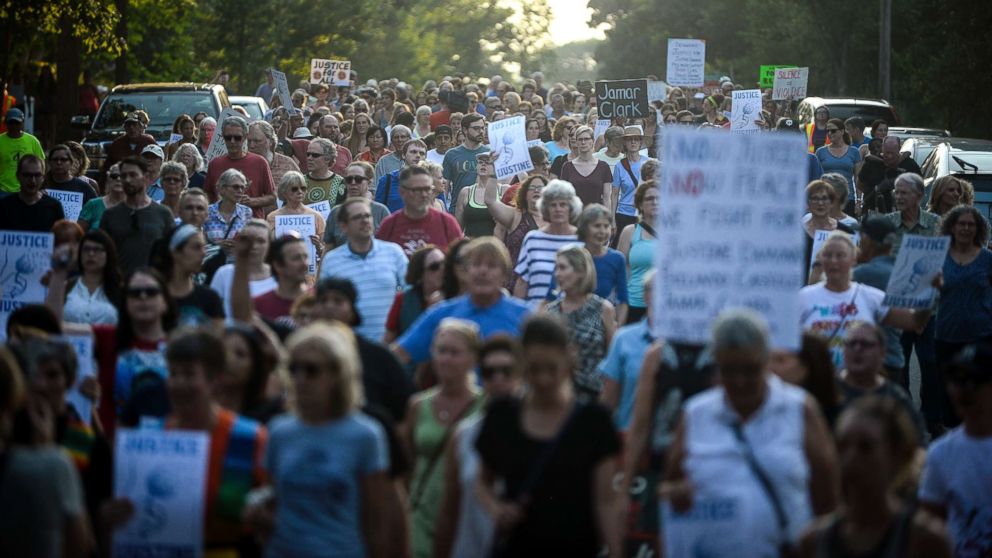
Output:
[374, 124, 411, 184]
[853, 216, 906, 383]
[203, 115, 275, 218]
[317, 114, 353, 175]
[884, 171, 941, 435]
[860, 135, 921, 214]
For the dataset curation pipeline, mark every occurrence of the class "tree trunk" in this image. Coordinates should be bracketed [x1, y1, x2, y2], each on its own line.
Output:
[55, 17, 82, 143]
[114, 0, 129, 85]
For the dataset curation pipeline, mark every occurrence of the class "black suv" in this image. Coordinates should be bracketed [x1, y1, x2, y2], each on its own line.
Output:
[73, 83, 229, 175]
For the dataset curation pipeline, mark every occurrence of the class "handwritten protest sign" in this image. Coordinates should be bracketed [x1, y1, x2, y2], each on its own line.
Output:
[46, 189, 84, 221]
[809, 229, 860, 275]
[730, 89, 762, 134]
[759, 64, 793, 88]
[310, 59, 351, 86]
[306, 200, 332, 221]
[772, 67, 809, 100]
[114, 429, 209, 558]
[666, 39, 706, 87]
[595, 79, 649, 119]
[275, 214, 318, 274]
[64, 333, 96, 422]
[270, 68, 294, 111]
[884, 234, 950, 309]
[662, 498, 743, 557]
[648, 80, 668, 102]
[655, 127, 807, 350]
[0, 231, 52, 342]
[594, 119, 611, 140]
[203, 108, 245, 163]
[487, 116, 532, 180]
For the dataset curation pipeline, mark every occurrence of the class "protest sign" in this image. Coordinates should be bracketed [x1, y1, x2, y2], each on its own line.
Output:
[46, 189, 84, 221]
[809, 229, 860, 275]
[655, 127, 807, 350]
[594, 119, 611, 140]
[275, 214, 318, 274]
[730, 89, 762, 134]
[662, 498, 744, 557]
[0, 231, 52, 341]
[666, 39, 706, 87]
[884, 234, 950, 309]
[772, 67, 809, 100]
[270, 68, 294, 111]
[487, 116, 532, 180]
[648, 80, 668, 103]
[113, 429, 209, 558]
[306, 200, 332, 221]
[759, 65, 793, 88]
[64, 333, 96, 422]
[595, 79, 649, 119]
[168, 133, 183, 144]
[310, 59, 351, 86]
[203, 108, 244, 163]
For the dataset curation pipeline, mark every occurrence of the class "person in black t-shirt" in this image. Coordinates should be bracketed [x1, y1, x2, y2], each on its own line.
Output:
[0, 155, 64, 231]
[151, 224, 224, 327]
[476, 315, 621, 558]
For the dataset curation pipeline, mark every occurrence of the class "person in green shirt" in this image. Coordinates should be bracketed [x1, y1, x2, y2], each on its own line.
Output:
[0, 108, 45, 193]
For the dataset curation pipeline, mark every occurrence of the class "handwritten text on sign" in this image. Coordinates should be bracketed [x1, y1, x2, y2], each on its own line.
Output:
[772, 67, 809, 101]
[46, 189, 84, 221]
[666, 39, 706, 88]
[310, 59, 351, 86]
[488, 116, 533, 180]
[0, 231, 53, 342]
[595, 79, 649, 119]
[730, 89, 762, 134]
[654, 128, 807, 350]
[884, 234, 950, 309]
[274, 214, 318, 275]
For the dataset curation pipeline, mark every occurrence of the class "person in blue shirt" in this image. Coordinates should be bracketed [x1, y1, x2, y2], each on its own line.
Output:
[374, 139, 426, 213]
[598, 270, 654, 431]
[392, 237, 530, 366]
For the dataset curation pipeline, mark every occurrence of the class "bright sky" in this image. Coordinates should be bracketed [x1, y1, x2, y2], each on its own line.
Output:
[545, 0, 606, 45]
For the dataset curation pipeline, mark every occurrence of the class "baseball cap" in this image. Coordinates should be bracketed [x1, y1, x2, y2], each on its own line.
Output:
[860, 216, 897, 246]
[292, 126, 313, 139]
[124, 115, 141, 125]
[141, 144, 164, 159]
[5, 108, 24, 123]
[435, 125, 453, 137]
[775, 117, 799, 132]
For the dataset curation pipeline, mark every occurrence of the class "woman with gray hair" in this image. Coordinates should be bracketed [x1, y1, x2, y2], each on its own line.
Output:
[265, 171, 326, 254]
[513, 179, 581, 306]
[413, 105, 432, 139]
[660, 308, 839, 558]
[203, 168, 254, 262]
[158, 161, 188, 217]
[172, 142, 207, 190]
[305, 137, 345, 205]
[247, 119, 300, 189]
[195, 116, 216, 157]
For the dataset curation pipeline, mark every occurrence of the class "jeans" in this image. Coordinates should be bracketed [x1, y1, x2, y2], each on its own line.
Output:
[902, 319, 944, 428]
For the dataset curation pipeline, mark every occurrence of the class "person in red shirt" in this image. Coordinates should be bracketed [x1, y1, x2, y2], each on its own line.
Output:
[376, 166, 463, 256]
[203, 115, 276, 218]
[316, 115, 353, 175]
[102, 113, 157, 172]
[252, 234, 311, 326]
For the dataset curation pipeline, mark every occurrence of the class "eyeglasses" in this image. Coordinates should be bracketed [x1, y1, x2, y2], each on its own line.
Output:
[402, 186, 433, 194]
[425, 261, 443, 272]
[809, 195, 831, 204]
[344, 175, 366, 184]
[80, 245, 106, 255]
[223, 135, 244, 142]
[306, 152, 324, 158]
[225, 183, 248, 191]
[844, 339, 878, 350]
[127, 286, 162, 299]
[348, 212, 373, 222]
[161, 176, 184, 183]
[289, 186, 306, 193]
[575, 136, 593, 142]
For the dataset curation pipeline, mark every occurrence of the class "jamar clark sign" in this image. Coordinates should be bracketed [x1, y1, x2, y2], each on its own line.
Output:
[595, 79, 649, 119]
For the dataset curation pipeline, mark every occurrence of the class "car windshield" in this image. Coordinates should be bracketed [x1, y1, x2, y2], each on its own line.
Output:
[826, 104, 895, 124]
[950, 153, 992, 172]
[234, 101, 263, 119]
[94, 92, 219, 129]
[912, 145, 936, 165]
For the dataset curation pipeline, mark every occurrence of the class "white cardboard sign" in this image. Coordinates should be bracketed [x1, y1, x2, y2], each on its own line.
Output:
[884, 234, 950, 309]
[275, 214, 318, 275]
[46, 189, 84, 221]
[772, 67, 809, 101]
[487, 116, 533, 180]
[730, 89, 762, 134]
[203, 108, 246, 163]
[0, 231, 52, 342]
[666, 39, 706, 88]
[654, 127, 807, 350]
[270, 68, 294, 111]
[310, 59, 351, 86]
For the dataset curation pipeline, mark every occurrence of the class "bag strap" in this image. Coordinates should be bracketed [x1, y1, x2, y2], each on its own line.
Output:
[409, 396, 478, 508]
[730, 421, 790, 538]
[826, 283, 859, 343]
[639, 222, 657, 239]
[516, 403, 579, 501]
[382, 174, 393, 207]
[621, 157, 639, 188]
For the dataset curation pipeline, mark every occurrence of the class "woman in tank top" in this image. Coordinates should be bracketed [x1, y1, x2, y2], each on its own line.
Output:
[484, 173, 547, 286]
[661, 309, 839, 558]
[455, 153, 506, 237]
[617, 180, 658, 324]
[798, 397, 951, 558]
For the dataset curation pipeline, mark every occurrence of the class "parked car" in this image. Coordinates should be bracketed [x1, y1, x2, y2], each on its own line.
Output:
[73, 83, 229, 176]
[920, 138, 992, 218]
[887, 126, 950, 138]
[229, 96, 269, 120]
[900, 137, 942, 167]
[796, 97, 900, 127]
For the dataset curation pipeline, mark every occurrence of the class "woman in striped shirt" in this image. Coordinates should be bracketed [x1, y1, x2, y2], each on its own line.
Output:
[513, 179, 582, 307]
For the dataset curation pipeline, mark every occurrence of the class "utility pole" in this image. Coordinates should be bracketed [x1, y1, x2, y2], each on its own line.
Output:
[879, 0, 891, 100]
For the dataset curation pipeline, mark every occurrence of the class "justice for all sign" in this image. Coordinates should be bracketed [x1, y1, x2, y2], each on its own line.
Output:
[310, 59, 351, 86]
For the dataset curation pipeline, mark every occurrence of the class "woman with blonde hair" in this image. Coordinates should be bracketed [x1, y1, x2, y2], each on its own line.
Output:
[926, 175, 974, 216]
[404, 318, 485, 558]
[249, 322, 390, 557]
[265, 171, 326, 254]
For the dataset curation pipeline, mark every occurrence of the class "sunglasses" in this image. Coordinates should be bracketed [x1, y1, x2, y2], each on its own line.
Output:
[425, 261, 443, 272]
[223, 135, 244, 142]
[344, 175, 366, 184]
[127, 286, 162, 299]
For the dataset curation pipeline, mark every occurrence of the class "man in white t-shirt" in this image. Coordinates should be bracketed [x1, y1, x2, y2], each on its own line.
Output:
[919, 344, 992, 558]
[799, 281, 890, 369]
[426, 125, 453, 165]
